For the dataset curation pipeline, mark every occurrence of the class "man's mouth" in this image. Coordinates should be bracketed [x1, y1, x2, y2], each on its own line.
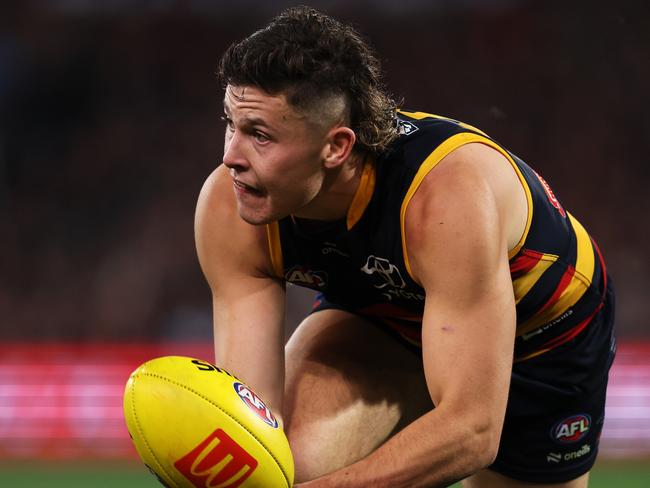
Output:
[233, 179, 263, 195]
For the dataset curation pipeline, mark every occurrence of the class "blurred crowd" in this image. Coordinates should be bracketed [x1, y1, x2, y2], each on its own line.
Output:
[1, 0, 648, 341]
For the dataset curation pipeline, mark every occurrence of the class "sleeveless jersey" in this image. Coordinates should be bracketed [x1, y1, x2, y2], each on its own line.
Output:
[266, 111, 608, 361]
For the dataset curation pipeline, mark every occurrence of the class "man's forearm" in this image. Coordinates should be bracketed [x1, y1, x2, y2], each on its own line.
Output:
[296, 406, 498, 488]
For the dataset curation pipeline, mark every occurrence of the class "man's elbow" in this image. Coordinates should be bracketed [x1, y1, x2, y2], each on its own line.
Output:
[465, 419, 502, 470]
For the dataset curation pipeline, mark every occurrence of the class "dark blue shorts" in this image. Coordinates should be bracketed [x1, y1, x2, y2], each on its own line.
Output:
[490, 280, 616, 483]
[311, 280, 616, 483]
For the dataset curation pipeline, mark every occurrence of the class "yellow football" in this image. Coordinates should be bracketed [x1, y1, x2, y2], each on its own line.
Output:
[123, 356, 294, 488]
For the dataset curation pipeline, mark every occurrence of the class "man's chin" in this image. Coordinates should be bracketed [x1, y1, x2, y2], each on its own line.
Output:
[237, 208, 278, 226]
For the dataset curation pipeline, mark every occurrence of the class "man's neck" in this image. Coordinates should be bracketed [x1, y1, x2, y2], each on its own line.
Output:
[293, 152, 369, 222]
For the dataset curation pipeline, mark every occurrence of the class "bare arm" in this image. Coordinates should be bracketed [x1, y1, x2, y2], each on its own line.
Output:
[298, 143, 523, 487]
[195, 165, 286, 416]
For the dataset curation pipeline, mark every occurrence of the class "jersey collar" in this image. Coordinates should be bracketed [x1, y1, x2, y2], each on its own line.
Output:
[346, 157, 376, 230]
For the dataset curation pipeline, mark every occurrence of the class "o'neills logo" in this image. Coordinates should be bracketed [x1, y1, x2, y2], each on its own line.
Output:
[174, 428, 258, 488]
[234, 382, 279, 428]
[551, 414, 591, 444]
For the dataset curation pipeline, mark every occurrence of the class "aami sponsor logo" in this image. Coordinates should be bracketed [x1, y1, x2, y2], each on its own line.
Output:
[234, 382, 279, 428]
[174, 428, 258, 488]
[285, 266, 327, 290]
[551, 414, 591, 444]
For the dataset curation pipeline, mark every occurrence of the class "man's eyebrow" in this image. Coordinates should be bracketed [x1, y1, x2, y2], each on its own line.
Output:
[221, 101, 275, 130]
[240, 116, 272, 129]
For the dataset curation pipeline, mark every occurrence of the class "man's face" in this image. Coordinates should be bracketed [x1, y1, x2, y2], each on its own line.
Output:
[222, 84, 329, 225]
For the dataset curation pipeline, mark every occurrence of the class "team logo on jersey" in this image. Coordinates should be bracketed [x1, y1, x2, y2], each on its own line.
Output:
[233, 382, 279, 428]
[551, 414, 591, 444]
[397, 120, 419, 136]
[533, 169, 566, 218]
[361, 256, 406, 289]
[174, 428, 258, 488]
[285, 266, 327, 290]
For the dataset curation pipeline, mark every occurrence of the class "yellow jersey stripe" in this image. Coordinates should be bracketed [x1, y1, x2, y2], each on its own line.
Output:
[516, 216, 595, 336]
[512, 254, 558, 305]
[347, 158, 376, 230]
[514, 348, 551, 363]
[397, 110, 490, 137]
[567, 212, 595, 288]
[265, 221, 284, 278]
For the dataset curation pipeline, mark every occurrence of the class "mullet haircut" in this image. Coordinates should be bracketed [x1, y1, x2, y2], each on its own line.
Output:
[218, 6, 399, 155]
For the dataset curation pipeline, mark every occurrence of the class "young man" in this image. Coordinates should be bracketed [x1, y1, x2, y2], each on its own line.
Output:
[195, 7, 615, 487]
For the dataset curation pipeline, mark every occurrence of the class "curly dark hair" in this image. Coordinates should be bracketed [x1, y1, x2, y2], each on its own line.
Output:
[217, 6, 399, 155]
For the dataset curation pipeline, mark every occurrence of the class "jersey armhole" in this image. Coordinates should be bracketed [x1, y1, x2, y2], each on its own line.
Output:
[399, 132, 534, 282]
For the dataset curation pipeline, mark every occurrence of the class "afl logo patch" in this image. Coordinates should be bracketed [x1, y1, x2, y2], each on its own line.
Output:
[551, 414, 591, 444]
[233, 382, 279, 428]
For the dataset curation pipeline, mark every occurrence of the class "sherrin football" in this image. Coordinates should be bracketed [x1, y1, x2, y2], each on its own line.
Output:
[123, 356, 294, 488]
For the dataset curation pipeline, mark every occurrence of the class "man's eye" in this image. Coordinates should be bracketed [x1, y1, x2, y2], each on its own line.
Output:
[254, 131, 270, 143]
[220, 115, 234, 130]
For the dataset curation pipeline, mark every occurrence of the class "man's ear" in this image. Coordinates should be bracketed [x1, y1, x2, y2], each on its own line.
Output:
[322, 126, 356, 169]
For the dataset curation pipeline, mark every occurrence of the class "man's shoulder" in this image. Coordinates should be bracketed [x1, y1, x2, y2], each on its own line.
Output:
[196, 165, 270, 240]
[196, 165, 237, 226]
[395, 110, 486, 137]
[195, 165, 271, 274]
[378, 111, 479, 174]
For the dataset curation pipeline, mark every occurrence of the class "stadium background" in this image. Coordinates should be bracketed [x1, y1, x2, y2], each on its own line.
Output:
[1, 0, 648, 486]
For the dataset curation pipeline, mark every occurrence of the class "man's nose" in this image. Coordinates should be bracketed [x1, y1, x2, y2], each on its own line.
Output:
[222, 132, 248, 170]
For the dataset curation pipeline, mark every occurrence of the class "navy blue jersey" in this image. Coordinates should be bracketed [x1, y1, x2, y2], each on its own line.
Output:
[266, 111, 607, 361]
